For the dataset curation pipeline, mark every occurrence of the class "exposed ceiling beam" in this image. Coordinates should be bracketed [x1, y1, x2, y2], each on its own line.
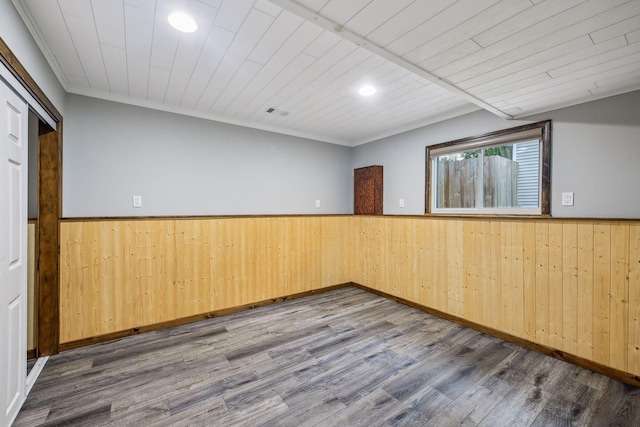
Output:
[269, 0, 513, 120]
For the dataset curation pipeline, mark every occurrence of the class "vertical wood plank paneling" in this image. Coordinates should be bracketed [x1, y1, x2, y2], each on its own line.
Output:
[534, 221, 550, 345]
[447, 220, 464, 317]
[60, 216, 640, 381]
[629, 224, 640, 375]
[463, 221, 475, 321]
[548, 222, 564, 349]
[593, 223, 611, 365]
[489, 220, 502, 330]
[511, 222, 524, 338]
[413, 217, 424, 304]
[577, 222, 594, 360]
[610, 223, 630, 371]
[411, 219, 422, 305]
[60, 216, 354, 343]
[522, 222, 536, 342]
[424, 219, 437, 308]
[436, 220, 448, 312]
[465, 221, 485, 323]
[500, 221, 513, 335]
[562, 222, 579, 355]
[478, 220, 491, 329]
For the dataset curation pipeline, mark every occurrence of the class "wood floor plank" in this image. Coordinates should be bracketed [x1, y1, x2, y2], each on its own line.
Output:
[14, 286, 640, 427]
[530, 378, 599, 426]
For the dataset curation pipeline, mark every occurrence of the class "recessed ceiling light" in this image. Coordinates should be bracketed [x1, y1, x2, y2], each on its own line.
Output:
[359, 85, 376, 96]
[168, 12, 198, 33]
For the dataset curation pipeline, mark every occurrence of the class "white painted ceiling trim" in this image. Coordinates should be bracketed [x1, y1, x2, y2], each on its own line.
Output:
[510, 82, 640, 119]
[68, 86, 350, 146]
[10, 0, 71, 92]
[268, 0, 513, 120]
[352, 103, 481, 146]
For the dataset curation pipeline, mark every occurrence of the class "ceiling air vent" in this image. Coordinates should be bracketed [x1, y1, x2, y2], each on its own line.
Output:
[265, 107, 289, 117]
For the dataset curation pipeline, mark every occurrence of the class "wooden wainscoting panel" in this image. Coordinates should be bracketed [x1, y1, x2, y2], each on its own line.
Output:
[522, 221, 536, 342]
[478, 220, 492, 329]
[462, 220, 476, 322]
[488, 220, 502, 331]
[534, 220, 550, 346]
[60, 215, 640, 380]
[610, 223, 630, 371]
[446, 219, 464, 318]
[562, 222, 579, 355]
[547, 221, 564, 349]
[593, 223, 611, 366]
[498, 221, 512, 335]
[577, 222, 595, 361]
[59, 216, 352, 343]
[510, 221, 525, 338]
[352, 216, 640, 378]
[629, 223, 640, 375]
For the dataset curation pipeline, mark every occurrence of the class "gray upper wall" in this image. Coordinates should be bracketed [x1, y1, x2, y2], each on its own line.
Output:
[1, 1, 66, 115]
[63, 94, 352, 217]
[6, 0, 637, 220]
[65, 91, 640, 219]
[353, 90, 640, 219]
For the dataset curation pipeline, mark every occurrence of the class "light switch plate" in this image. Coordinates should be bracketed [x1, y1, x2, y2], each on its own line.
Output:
[133, 195, 142, 208]
[315, 200, 320, 208]
[399, 199, 405, 208]
[561, 192, 574, 206]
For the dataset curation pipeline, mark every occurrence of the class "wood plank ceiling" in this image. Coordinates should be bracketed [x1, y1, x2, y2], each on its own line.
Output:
[12, 0, 640, 146]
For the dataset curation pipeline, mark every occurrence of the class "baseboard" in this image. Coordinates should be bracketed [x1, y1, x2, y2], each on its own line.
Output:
[351, 283, 640, 388]
[27, 349, 36, 360]
[58, 281, 640, 388]
[58, 283, 352, 352]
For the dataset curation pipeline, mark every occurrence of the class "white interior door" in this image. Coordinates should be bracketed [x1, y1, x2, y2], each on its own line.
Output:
[0, 78, 28, 427]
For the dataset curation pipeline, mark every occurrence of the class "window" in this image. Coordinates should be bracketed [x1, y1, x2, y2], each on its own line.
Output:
[426, 121, 550, 215]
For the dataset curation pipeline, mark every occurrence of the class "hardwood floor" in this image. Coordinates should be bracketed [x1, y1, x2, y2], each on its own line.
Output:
[14, 287, 640, 426]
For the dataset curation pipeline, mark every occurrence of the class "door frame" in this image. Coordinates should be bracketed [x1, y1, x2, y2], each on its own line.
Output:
[0, 37, 62, 356]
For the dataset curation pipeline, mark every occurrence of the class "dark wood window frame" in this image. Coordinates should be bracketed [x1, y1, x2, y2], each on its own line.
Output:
[425, 120, 551, 216]
[0, 37, 62, 356]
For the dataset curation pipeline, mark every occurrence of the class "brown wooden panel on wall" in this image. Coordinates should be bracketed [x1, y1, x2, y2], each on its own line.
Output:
[59, 214, 640, 386]
[354, 165, 383, 215]
[59, 216, 354, 343]
[352, 216, 640, 379]
[38, 124, 61, 356]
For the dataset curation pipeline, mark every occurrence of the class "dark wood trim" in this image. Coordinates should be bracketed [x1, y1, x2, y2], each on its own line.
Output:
[37, 124, 61, 356]
[425, 120, 551, 215]
[427, 120, 551, 152]
[1, 36, 64, 357]
[0, 38, 61, 122]
[540, 120, 552, 215]
[351, 283, 640, 388]
[59, 214, 640, 223]
[26, 349, 36, 360]
[60, 214, 355, 223]
[58, 283, 352, 352]
[425, 146, 431, 214]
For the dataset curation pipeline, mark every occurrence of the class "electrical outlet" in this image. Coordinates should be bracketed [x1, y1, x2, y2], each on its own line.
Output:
[315, 200, 321, 208]
[133, 195, 142, 208]
[561, 192, 574, 206]
[399, 199, 405, 208]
